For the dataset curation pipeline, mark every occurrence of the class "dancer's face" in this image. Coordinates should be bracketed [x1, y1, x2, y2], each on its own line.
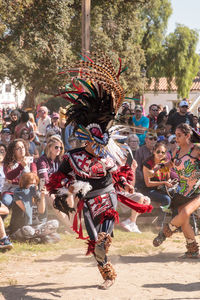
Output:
[175, 128, 190, 146]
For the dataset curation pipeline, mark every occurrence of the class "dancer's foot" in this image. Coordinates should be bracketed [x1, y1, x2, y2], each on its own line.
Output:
[98, 279, 115, 290]
[153, 231, 166, 247]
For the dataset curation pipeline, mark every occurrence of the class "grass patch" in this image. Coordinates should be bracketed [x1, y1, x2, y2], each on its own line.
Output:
[0, 228, 163, 263]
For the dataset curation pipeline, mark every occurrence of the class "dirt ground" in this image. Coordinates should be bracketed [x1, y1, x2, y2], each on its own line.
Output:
[0, 233, 200, 300]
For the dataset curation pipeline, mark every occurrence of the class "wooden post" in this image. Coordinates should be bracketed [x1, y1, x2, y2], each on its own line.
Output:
[82, 0, 91, 56]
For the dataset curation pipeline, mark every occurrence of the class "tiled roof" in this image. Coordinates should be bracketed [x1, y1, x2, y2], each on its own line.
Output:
[147, 77, 200, 92]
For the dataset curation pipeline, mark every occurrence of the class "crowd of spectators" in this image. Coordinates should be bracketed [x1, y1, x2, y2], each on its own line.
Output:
[0, 100, 199, 250]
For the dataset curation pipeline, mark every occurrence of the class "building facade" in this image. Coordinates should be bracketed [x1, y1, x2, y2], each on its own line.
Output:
[0, 78, 25, 109]
[144, 77, 200, 115]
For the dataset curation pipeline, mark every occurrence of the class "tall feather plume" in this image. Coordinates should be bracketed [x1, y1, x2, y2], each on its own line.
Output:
[59, 52, 125, 119]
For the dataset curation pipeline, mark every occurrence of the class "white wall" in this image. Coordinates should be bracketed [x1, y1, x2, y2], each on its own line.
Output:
[144, 91, 200, 115]
[0, 78, 25, 109]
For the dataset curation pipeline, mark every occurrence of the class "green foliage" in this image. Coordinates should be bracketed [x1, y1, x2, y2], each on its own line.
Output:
[164, 25, 200, 98]
[0, 0, 199, 108]
[0, 0, 75, 107]
[70, 0, 151, 95]
[140, 0, 173, 78]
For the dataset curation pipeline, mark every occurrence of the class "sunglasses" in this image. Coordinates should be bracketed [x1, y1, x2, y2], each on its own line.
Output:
[156, 150, 166, 155]
[181, 106, 188, 108]
[151, 109, 158, 112]
[170, 140, 176, 144]
[54, 145, 63, 150]
[148, 137, 157, 141]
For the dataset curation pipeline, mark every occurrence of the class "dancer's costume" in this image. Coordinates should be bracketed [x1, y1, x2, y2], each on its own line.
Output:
[153, 142, 200, 258]
[47, 53, 152, 288]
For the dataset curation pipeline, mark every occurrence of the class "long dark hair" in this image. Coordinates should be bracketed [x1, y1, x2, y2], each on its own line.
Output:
[3, 139, 30, 166]
[176, 123, 200, 143]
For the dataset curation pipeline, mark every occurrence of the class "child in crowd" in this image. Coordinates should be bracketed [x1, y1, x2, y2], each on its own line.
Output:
[9, 172, 60, 243]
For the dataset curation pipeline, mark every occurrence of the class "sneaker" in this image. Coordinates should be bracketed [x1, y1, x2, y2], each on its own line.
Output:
[120, 219, 131, 232]
[0, 236, 13, 250]
[130, 223, 142, 234]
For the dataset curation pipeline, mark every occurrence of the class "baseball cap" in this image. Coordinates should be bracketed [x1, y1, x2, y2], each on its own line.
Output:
[1, 128, 11, 134]
[179, 100, 189, 107]
[168, 134, 176, 143]
[135, 105, 143, 112]
[52, 112, 59, 119]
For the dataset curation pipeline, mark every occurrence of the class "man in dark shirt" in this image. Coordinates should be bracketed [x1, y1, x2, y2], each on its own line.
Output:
[135, 131, 157, 190]
[166, 100, 193, 134]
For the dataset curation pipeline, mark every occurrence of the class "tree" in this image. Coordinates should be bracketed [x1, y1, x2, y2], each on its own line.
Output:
[140, 0, 172, 78]
[1, 0, 199, 108]
[163, 25, 199, 98]
[67, 0, 152, 96]
[0, 0, 74, 108]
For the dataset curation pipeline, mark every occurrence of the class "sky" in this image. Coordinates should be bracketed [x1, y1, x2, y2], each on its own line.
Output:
[167, 0, 200, 53]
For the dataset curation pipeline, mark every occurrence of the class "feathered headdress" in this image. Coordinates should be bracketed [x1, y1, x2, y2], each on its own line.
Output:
[58, 53, 127, 159]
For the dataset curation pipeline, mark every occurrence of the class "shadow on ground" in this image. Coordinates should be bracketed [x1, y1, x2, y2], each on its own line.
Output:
[0, 282, 98, 300]
[143, 281, 200, 292]
[35, 252, 197, 265]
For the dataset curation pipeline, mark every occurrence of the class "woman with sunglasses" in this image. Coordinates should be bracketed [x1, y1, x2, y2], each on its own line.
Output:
[153, 123, 200, 258]
[1, 139, 37, 208]
[142, 141, 172, 228]
[36, 136, 73, 231]
[37, 136, 64, 186]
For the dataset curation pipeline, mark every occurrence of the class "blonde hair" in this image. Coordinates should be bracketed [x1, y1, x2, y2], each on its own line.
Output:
[44, 136, 64, 160]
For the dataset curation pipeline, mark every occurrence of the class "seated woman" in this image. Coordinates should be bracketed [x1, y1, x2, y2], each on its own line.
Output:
[142, 141, 173, 229]
[0, 202, 13, 250]
[36, 136, 73, 233]
[1, 139, 37, 208]
[9, 172, 59, 243]
[20, 128, 39, 160]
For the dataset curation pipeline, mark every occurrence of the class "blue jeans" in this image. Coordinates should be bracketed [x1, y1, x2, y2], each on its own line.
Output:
[147, 190, 171, 207]
[1, 193, 14, 208]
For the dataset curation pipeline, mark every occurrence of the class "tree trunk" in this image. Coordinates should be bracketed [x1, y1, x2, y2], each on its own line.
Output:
[22, 88, 38, 110]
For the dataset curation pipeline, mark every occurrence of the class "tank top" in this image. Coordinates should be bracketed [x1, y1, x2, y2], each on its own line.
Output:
[173, 145, 200, 197]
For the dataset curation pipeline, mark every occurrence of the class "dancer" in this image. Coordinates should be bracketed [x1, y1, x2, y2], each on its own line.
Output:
[47, 53, 152, 289]
[153, 123, 200, 258]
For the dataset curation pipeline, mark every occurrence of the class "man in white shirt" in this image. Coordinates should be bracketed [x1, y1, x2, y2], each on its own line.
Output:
[37, 106, 51, 154]
[37, 106, 51, 137]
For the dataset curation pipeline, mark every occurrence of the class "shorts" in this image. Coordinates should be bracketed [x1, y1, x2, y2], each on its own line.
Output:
[170, 193, 200, 209]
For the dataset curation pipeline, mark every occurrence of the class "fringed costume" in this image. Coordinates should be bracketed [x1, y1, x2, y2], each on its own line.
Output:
[47, 53, 152, 289]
